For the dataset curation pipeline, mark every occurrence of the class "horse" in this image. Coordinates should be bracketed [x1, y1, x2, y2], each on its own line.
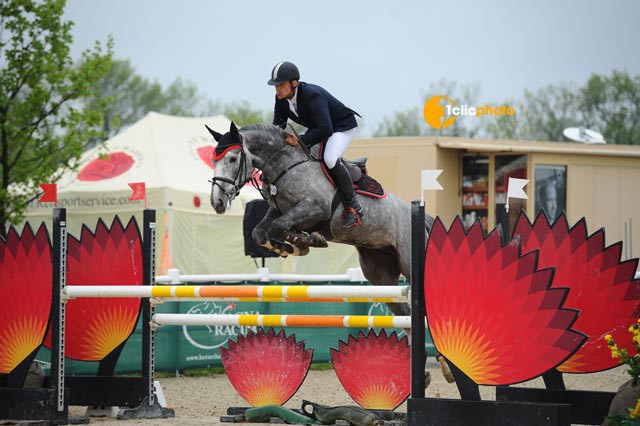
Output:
[206, 122, 453, 384]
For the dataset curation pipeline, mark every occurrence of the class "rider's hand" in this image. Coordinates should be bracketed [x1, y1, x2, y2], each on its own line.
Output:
[285, 133, 299, 146]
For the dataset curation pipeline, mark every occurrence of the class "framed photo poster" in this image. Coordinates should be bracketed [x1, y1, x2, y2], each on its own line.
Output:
[534, 164, 566, 221]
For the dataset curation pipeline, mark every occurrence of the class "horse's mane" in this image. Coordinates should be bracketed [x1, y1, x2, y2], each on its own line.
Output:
[240, 123, 287, 144]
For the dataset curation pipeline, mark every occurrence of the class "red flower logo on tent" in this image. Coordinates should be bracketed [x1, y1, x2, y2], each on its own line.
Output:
[0, 225, 52, 374]
[221, 328, 312, 407]
[424, 218, 585, 385]
[197, 146, 215, 170]
[513, 211, 640, 373]
[77, 151, 135, 181]
[330, 330, 410, 410]
[44, 217, 142, 360]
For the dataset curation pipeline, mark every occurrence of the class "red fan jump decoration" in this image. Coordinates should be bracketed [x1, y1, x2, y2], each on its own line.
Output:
[221, 328, 312, 407]
[424, 218, 585, 385]
[330, 330, 410, 410]
[513, 211, 640, 373]
[45, 217, 142, 361]
[0, 225, 52, 374]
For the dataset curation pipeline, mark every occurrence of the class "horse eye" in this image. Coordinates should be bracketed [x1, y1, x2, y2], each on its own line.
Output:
[229, 157, 238, 163]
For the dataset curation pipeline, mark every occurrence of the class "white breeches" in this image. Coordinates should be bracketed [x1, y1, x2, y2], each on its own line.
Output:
[323, 128, 357, 169]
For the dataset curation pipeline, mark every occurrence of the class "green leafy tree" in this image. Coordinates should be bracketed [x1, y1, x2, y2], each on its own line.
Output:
[374, 108, 423, 137]
[223, 100, 270, 127]
[374, 79, 482, 137]
[580, 71, 640, 145]
[87, 59, 219, 141]
[0, 0, 113, 236]
[164, 77, 218, 117]
[485, 83, 581, 141]
[485, 71, 640, 145]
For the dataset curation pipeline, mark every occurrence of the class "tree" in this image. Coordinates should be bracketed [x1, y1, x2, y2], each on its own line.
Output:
[374, 108, 423, 137]
[580, 71, 640, 145]
[0, 0, 113, 236]
[222, 100, 270, 127]
[164, 77, 218, 117]
[88, 59, 277, 139]
[485, 71, 640, 145]
[484, 83, 581, 141]
[87, 59, 219, 141]
[374, 79, 482, 138]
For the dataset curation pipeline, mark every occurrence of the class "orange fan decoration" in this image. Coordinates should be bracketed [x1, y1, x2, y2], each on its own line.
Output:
[424, 217, 585, 385]
[44, 217, 142, 361]
[513, 211, 640, 373]
[0, 224, 52, 374]
[330, 330, 410, 410]
[221, 328, 313, 407]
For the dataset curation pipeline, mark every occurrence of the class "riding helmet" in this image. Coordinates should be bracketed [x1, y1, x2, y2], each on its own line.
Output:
[267, 61, 300, 85]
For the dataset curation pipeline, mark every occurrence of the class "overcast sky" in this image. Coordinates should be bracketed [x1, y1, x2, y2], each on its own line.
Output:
[64, 0, 640, 136]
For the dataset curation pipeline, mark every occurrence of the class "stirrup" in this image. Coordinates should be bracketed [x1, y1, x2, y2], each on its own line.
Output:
[342, 207, 362, 229]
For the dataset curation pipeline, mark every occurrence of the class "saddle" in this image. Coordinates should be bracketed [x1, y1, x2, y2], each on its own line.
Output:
[315, 143, 385, 198]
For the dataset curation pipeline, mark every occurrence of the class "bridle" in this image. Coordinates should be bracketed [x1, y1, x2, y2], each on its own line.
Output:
[209, 145, 251, 203]
[209, 127, 319, 210]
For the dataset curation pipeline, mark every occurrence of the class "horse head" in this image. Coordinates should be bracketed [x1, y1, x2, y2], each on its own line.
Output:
[205, 122, 253, 214]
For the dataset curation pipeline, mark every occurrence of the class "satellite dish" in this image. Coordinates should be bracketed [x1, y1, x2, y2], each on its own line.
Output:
[563, 127, 606, 144]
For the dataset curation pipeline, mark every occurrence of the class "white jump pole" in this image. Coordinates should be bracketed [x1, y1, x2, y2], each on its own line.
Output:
[154, 267, 366, 284]
[151, 313, 412, 329]
[63, 284, 409, 302]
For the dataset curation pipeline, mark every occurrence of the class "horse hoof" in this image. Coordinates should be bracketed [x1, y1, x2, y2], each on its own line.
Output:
[283, 230, 313, 253]
[444, 371, 455, 383]
[424, 370, 432, 389]
[309, 232, 328, 248]
[271, 239, 295, 255]
[437, 355, 456, 383]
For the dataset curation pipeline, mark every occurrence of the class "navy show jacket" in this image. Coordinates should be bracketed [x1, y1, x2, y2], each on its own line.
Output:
[272, 82, 359, 147]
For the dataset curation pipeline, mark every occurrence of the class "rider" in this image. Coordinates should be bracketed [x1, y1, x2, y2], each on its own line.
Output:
[268, 61, 364, 228]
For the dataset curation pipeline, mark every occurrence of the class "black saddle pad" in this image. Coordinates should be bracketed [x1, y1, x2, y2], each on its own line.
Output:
[355, 174, 385, 198]
[316, 144, 386, 199]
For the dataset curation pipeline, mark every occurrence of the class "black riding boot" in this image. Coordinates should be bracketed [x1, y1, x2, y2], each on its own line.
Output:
[329, 160, 364, 228]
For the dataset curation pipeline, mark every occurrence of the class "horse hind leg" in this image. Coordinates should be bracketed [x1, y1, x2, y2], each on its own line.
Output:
[308, 232, 328, 247]
[354, 246, 418, 320]
[355, 246, 455, 385]
[355, 246, 433, 388]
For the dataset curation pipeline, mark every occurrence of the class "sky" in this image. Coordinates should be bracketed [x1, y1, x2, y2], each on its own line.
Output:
[64, 0, 640, 136]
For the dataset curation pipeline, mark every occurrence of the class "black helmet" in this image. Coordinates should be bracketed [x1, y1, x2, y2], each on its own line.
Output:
[267, 61, 300, 86]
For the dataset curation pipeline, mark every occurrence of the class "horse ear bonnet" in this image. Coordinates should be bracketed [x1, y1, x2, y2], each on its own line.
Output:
[214, 124, 243, 157]
[205, 124, 223, 141]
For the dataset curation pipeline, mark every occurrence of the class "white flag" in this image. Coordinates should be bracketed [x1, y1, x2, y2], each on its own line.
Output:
[507, 178, 529, 200]
[421, 170, 444, 191]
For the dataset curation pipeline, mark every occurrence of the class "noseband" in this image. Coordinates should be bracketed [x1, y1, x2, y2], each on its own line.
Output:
[209, 146, 250, 202]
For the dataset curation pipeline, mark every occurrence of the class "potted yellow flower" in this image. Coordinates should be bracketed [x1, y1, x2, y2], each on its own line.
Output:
[604, 320, 640, 426]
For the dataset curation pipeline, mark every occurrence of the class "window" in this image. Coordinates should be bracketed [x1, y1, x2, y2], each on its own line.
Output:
[495, 155, 527, 236]
[462, 156, 489, 231]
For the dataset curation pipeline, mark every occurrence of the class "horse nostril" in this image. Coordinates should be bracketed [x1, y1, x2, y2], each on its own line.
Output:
[212, 199, 226, 213]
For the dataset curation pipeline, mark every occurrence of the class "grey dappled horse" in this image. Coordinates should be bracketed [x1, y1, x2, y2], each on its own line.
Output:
[206, 122, 453, 384]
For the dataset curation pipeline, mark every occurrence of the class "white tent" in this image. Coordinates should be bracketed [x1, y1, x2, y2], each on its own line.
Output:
[25, 112, 358, 276]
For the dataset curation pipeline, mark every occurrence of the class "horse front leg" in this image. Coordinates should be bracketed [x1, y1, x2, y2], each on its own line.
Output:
[251, 207, 292, 257]
[269, 200, 328, 256]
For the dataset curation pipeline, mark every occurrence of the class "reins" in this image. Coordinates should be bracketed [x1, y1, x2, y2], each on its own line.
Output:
[252, 125, 321, 210]
[208, 142, 250, 203]
[210, 126, 322, 212]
